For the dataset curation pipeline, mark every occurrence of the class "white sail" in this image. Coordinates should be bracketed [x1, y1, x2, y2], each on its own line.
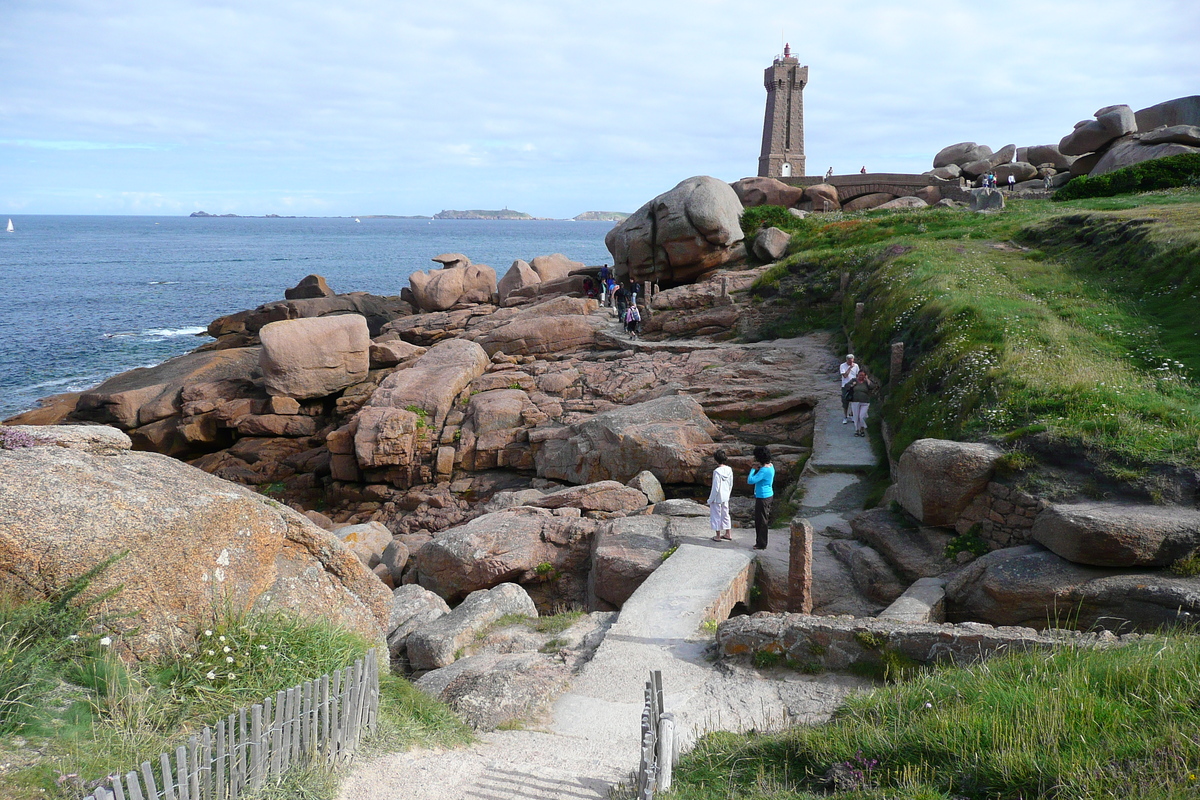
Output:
[5, 219, 12, 233]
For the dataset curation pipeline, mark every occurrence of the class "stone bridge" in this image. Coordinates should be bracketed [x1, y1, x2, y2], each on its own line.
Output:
[783, 172, 936, 204]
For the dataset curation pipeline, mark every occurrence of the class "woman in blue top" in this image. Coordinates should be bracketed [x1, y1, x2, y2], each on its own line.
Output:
[747, 445, 775, 550]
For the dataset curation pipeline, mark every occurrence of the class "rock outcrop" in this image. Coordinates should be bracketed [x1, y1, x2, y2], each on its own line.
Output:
[406, 582, 537, 671]
[730, 177, 806, 209]
[534, 394, 718, 485]
[606, 176, 745, 286]
[409, 255, 498, 312]
[259, 315, 371, 400]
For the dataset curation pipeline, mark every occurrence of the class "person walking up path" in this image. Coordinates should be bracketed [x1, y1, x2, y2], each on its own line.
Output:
[849, 369, 877, 437]
[747, 445, 775, 550]
[839, 353, 859, 424]
[708, 450, 733, 541]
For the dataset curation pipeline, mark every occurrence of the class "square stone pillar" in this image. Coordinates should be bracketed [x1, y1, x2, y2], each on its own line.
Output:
[788, 516, 813, 613]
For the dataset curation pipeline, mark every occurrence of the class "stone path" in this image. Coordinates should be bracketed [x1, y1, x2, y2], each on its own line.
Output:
[337, 331, 879, 800]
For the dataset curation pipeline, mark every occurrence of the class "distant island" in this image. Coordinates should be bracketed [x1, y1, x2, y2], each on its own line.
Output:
[433, 209, 540, 220]
[189, 209, 630, 221]
[573, 211, 630, 222]
[190, 211, 298, 218]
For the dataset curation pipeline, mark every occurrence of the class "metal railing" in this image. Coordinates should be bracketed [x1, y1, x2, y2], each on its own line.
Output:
[84, 649, 380, 800]
[635, 670, 676, 799]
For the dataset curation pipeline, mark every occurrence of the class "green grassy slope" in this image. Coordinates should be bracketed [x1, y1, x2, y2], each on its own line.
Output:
[745, 189, 1200, 494]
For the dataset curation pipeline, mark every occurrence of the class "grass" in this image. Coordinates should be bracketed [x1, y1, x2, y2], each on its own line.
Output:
[667, 634, 1200, 799]
[0, 600, 470, 800]
[744, 189, 1200, 474]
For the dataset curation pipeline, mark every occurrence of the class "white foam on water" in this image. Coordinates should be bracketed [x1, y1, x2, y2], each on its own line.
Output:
[142, 326, 209, 338]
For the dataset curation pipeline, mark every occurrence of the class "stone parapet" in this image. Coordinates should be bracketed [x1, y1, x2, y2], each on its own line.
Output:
[717, 612, 1135, 674]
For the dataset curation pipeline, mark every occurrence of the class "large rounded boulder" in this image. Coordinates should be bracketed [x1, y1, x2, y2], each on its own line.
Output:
[606, 176, 745, 286]
[1059, 105, 1137, 156]
[409, 256, 498, 312]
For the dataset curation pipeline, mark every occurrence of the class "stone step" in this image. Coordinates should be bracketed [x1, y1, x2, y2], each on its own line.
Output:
[851, 507, 957, 583]
[877, 577, 947, 624]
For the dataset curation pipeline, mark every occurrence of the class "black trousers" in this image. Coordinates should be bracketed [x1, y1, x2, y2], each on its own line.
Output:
[754, 497, 772, 548]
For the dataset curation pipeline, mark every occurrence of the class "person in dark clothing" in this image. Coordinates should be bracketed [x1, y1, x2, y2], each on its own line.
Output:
[747, 445, 775, 550]
[614, 283, 629, 321]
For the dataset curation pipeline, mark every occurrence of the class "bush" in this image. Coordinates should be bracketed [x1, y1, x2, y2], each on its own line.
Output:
[1054, 153, 1200, 201]
[740, 204, 794, 238]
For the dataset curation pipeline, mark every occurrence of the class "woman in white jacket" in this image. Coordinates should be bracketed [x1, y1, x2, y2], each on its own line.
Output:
[708, 450, 734, 541]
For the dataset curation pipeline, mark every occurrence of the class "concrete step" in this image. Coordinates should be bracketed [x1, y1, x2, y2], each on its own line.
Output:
[877, 577, 947, 624]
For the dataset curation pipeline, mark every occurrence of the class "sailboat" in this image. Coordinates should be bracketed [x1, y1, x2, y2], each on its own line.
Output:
[5, 219, 12, 233]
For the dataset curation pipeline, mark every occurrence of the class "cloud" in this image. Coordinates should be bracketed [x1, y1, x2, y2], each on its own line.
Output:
[1, 0, 1197, 215]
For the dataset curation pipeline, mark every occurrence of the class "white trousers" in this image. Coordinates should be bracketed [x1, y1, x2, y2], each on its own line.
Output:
[851, 401, 870, 431]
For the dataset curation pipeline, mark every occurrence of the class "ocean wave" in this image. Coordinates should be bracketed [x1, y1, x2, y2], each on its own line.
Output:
[143, 326, 209, 338]
[148, 280, 180, 285]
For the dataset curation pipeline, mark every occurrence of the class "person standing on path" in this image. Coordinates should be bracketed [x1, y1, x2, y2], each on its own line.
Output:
[708, 450, 734, 541]
[839, 353, 859, 423]
[1007, 173, 1016, 192]
[860, 165, 867, 174]
[624, 302, 641, 337]
[614, 283, 628, 321]
[825, 167, 834, 181]
[747, 446, 775, 550]
[850, 368, 878, 437]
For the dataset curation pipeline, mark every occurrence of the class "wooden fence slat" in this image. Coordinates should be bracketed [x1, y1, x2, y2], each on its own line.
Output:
[249, 703, 263, 790]
[319, 675, 331, 757]
[176, 745, 190, 800]
[126, 771, 145, 800]
[300, 681, 312, 755]
[188, 734, 201, 800]
[140, 761, 159, 800]
[112, 775, 127, 800]
[283, 687, 295, 769]
[160, 752, 175, 800]
[288, 687, 301, 766]
[346, 661, 362, 756]
[215, 718, 226, 800]
[234, 709, 247, 798]
[200, 727, 212, 800]
[272, 689, 286, 776]
[330, 669, 342, 759]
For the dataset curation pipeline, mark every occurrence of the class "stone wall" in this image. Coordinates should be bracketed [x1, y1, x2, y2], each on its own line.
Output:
[717, 612, 1135, 675]
[954, 481, 1046, 549]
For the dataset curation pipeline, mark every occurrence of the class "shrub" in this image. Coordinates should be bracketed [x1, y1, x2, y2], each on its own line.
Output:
[740, 204, 795, 238]
[1054, 153, 1200, 201]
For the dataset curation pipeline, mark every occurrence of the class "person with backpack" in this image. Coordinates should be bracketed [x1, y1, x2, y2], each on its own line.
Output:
[624, 301, 641, 337]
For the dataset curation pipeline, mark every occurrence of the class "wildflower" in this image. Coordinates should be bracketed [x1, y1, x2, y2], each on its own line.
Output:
[226, 656, 234, 664]
[206, 671, 216, 680]
[207, 649, 215, 656]
[99, 636, 112, 647]
[219, 635, 226, 642]
[259, 644, 267, 650]
[223, 646, 231, 653]
[204, 630, 213, 637]
[924, 702, 932, 708]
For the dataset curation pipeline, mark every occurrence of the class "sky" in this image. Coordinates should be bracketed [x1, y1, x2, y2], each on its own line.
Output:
[2, 1, 1197, 218]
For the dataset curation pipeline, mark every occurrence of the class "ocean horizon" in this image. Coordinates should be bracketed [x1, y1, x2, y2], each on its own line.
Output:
[0, 215, 615, 419]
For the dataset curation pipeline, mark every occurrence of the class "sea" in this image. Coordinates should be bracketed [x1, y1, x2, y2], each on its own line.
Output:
[0, 216, 615, 420]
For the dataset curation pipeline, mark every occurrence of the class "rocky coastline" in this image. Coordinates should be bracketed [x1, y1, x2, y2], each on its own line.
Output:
[6, 170, 1200, 737]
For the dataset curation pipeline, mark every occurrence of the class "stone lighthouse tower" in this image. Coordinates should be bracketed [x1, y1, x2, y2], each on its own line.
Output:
[757, 44, 808, 178]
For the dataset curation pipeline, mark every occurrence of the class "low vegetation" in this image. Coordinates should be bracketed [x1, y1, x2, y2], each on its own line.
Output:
[668, 635, 1200, 799]
[0, 585, 469, 800]
[746, 188, 1200, 480]
[1054, 152, 1200, 202]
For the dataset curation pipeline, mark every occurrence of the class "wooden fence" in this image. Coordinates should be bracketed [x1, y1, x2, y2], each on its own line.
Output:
[634, 670, 676, 799]
[84, 649, 380, 800]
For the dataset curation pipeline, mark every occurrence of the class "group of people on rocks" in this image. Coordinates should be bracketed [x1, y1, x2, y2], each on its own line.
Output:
[594, 264, 643, 337]
[977, 172, 1017, 191]
[703, 353, 878, 549]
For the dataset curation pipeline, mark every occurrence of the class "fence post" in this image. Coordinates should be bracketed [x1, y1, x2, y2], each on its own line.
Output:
[889, 341, 904, 389]
[657, 713, 675, 792]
